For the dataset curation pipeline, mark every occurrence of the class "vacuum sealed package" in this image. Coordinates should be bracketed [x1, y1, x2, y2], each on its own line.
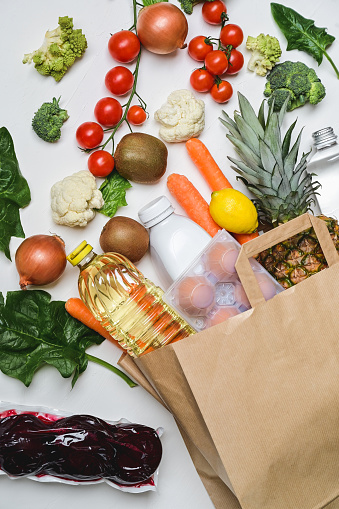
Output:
[0, 402, 163, 493]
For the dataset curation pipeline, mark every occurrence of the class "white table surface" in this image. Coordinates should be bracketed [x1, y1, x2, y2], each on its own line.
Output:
[1, 0, 339, 507]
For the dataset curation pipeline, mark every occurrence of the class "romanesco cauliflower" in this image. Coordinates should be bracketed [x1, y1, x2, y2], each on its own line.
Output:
[246, 34, 281, 76]
[23, 16, 87, 81]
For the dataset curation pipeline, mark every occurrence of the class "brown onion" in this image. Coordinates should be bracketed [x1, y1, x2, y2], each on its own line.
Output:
[136, 2, 188, 55]
[15, 234, 67, 290]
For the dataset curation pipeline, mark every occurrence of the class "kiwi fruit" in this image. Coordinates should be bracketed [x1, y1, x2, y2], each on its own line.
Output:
[114, 132, 168, 183]
[99, 216, 149, 263]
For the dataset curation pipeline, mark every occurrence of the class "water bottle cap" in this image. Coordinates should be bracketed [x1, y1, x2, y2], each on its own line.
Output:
[67, 241, 93, 266]
[138, 196, 174, 228]
[312, 127, 337, 149]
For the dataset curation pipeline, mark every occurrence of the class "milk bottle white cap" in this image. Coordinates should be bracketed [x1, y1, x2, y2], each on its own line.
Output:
[138, 196, 174, 228]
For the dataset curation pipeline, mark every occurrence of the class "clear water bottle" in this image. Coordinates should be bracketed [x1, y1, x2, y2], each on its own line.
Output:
[308, 127, 339, 218]
[138, 196, 211, 288]
[67, 241, 195, 357]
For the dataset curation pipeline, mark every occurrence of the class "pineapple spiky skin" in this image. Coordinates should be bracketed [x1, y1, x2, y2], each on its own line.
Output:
[256, 215, 339, 288]
[220, 92, 339, 287]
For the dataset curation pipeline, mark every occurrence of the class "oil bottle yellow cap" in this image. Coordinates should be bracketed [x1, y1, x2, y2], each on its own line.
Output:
[67, 241, 93, 266]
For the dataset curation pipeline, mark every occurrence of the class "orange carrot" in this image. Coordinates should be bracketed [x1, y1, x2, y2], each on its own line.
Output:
[233, 231, 259, 245]
[167, 173, 221, 237]
[186, 138, 259, 245]
[186, 138, 233, 191]
[65, 298, 123, 350]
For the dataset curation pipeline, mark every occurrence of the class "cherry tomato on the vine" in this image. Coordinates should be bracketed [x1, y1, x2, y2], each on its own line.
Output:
[202, 0, 227, 25]
[220, 24, 244, 48]
[105, 66, 134, 96]
[225, 48, 244, 75]
[205, 50, 228, 76]
[108, 30, 140, 63]
[188, 36, 214, 61]
[88, 150, 115, 178]
[126, 105, 147, 125]
[190, 68, 214, 92]
[76, 122, 104, 149]
[94, 97, 123, 127]
[210, 80, 233, 103]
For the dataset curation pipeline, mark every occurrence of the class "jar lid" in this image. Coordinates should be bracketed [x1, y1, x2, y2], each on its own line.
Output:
[67, 241, 93, 266]
[138, 196, 174, 228]
[312, 127, 337, 148]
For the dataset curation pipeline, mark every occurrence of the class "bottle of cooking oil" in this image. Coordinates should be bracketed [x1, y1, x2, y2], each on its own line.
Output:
[67, 241, 195, 357]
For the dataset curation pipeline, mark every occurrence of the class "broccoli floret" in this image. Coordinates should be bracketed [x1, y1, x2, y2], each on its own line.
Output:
[177, 0, 214, 14]
[264, 60, 326, 111]
[246, 34, 282, 76]
[32, 97, 69, 142]
[23, 16, 87, 81]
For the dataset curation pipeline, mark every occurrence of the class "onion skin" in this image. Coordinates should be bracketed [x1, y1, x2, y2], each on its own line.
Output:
[15, 234, 67, 290]
[136, 3, 188, 55]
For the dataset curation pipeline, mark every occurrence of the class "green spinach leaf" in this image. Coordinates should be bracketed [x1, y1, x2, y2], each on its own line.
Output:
[97, 171, 132, 218]
[271, 3, 339, 79]
[0, 127, 31, 259]
[0, 290, 136, 387]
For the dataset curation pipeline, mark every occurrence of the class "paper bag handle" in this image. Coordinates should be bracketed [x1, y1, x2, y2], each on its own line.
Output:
[235, 214, 339, 307]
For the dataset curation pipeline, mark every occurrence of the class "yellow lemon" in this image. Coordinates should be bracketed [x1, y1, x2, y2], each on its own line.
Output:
[209, 188, 258, 234]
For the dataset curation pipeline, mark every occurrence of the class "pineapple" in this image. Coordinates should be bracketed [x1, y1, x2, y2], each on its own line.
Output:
[220, 92, 339, 288]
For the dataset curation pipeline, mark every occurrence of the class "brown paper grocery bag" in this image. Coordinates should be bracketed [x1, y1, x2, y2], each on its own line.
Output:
[119, 353, 241, 508]
[126, 214, 339, 509]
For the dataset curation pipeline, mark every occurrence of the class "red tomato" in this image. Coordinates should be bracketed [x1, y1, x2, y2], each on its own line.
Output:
[210, 80, 233, 103]
[205, 50, 228, 75]
[105, 66, 134, 96]
[126, 105, 147, 125]
[188, 36, 214, 61]
[202, 0, 227, 25]
[190, 68, 214, 92]
[76, 122, 104, 149]
[94, 97, 123, 127]
[108, 30, 140, 63]
[88, 150, 115, 177]
[225, 49, 244, 74]
[220, 24, 244, 48]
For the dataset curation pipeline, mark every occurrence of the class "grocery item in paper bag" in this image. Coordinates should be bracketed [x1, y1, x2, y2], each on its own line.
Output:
[138, 195, 211, 288]
[164, 229, 283, 331]
[0, 403, 162, 492]
[67, 242, 195, 357]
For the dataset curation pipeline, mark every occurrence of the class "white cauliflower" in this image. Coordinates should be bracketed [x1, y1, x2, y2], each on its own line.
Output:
[51, 170, 104, 227]
[154, 89, 205, 143]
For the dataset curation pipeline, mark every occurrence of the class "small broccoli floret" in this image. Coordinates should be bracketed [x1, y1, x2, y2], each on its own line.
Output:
[32, 97, 69, 143]
[246, 34, 282, 76]
[264, 60, 326, 111]
[23, 16, 87, 81]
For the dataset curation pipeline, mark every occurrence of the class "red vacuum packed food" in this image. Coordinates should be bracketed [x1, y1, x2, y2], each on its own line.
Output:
[0, 407, 162, 490]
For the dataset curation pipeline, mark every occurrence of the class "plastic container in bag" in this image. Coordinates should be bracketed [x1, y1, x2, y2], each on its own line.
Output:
[163, 229, 283, 331]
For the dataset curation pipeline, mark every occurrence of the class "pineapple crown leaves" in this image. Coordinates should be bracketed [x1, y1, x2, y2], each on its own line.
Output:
[219, 92, 319, 226]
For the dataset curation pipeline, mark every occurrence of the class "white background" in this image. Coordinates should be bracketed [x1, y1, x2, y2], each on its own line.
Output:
[1, 0, 339, 507]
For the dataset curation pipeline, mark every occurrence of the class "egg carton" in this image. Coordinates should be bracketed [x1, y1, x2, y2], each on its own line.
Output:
[163, 229, 283, 331]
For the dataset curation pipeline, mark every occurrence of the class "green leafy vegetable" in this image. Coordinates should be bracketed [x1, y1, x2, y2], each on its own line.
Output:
[0, 127, 31, 260]
[271, 3, 339, 79]
[143, 0, 168, 5]
[177, 0, 213, 14]
[0, 290, 136, 388]
[97, 171, 132, 218]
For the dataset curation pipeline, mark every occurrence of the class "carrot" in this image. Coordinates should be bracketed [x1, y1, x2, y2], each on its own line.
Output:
[65, 298, 123, 350]
[233, 231, 259, 245]
[186, 138, 259, 245]
[186, 138, 233, 191]
[167, 173, 221, 237]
